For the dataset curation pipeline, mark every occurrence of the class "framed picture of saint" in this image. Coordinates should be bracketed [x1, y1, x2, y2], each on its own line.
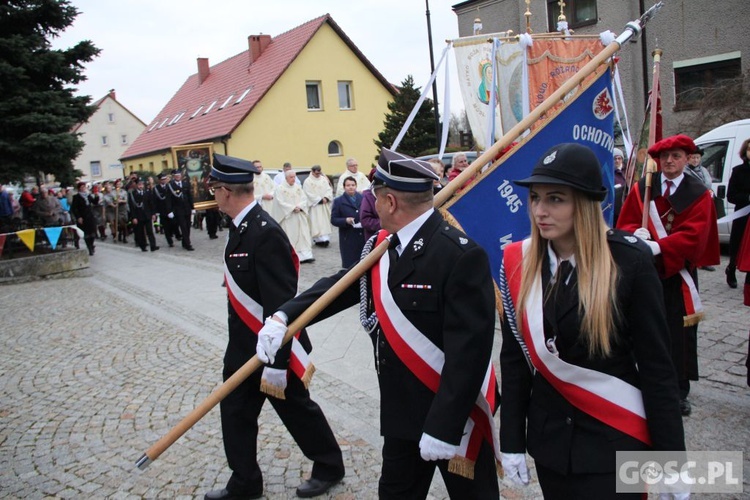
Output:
[171, 143, 213, 204]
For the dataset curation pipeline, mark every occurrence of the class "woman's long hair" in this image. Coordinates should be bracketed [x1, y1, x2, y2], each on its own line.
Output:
[516, 189, 620, 358]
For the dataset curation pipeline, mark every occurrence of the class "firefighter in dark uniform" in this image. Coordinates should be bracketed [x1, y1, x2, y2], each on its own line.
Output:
[128, 178, 159, 252]
[168, 169, 194, 251]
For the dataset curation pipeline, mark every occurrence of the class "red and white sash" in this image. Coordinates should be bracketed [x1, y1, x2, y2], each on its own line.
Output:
[370, 231, 501, 479]
[502, 240, 652, 445]
[647, 201, 704, 326]
[224, 263, 314, 398]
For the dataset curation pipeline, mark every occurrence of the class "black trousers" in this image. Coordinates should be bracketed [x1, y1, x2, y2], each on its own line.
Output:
[536, 462, 643, 499]
[205, 209, 220, 237]
[133, 218, 156, 250]
[173, 208, 191, 247]
[378, 437, 498, 499]
[219, 366, 344, 494]
[158, 213, 176, 246]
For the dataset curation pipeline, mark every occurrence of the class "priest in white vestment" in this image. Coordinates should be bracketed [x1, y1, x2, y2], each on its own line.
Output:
[273, 170, 314, 263]
[303, 165, 334, 247]
[252, 160, 276, 216]
[335, 157, 370, 195]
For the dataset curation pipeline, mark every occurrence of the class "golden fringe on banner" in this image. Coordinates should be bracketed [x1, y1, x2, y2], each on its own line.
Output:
[684, 312, 705, 327]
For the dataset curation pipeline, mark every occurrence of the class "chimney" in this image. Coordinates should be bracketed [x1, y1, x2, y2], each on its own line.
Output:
[197, 57, 210, 84]
[248, 35, 271, 65]
[108, 89, 116, 100]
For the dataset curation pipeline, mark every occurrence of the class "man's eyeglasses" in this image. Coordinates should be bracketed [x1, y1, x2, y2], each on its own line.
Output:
[369, 182, 385, 200]
[208, 183, 232, 196]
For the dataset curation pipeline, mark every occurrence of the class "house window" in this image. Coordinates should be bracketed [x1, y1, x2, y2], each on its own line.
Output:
[90, 161, 102, 177]
[673, 53, 742, 111]
[338, 81, 353, 110]
[101, 135, 108, 146]
[306, 82, 322, 110]
[107, 112, 115, 123]
[121, 134, 128, 145]
[328, 141, 342, 156]
[547, 0, 597, 30]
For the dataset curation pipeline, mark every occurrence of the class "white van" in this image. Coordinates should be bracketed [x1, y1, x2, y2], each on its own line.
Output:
[695, 119, 750, 244]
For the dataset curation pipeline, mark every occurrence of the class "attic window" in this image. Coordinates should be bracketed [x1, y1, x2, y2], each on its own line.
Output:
[235, 87, 252, 104]
[158, 117, 170, 128]
[148, 121, 158, 132]
[168, 113, 183, 125]
[219, 95, 235, 110]
[203, 100, 218, 114]
[190, 105, 204, 119]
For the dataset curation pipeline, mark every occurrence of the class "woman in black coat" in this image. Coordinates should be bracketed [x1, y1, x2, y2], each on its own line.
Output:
[498, 144, 685, 499]
[71, 182, 97, 255]
[330, 176, 365, 268]
[726, 137, 750, 289]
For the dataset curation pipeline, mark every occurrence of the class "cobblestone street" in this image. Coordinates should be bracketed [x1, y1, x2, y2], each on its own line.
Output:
[0, 224, 748, 499]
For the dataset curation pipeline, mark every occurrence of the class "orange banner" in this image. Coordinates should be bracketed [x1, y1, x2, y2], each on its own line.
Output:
[527, 39, 604, 112]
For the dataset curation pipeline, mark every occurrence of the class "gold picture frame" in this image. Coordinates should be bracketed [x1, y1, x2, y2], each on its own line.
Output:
[171, 143, 214, 206]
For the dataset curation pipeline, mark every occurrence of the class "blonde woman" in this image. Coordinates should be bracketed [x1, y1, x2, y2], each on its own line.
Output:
[498, 143, 685, 498]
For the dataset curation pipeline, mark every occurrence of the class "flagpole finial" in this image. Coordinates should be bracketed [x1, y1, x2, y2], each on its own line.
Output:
[557, 0, 567, 22]
[473, 17, 483, 35]
[524, 0, 532, 34]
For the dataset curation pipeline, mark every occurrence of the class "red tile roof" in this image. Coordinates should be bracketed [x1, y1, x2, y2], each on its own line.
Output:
[122, 14, 394, 160]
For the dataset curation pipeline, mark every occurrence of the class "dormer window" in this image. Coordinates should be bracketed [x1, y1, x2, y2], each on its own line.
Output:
[219, 95, 235, 110]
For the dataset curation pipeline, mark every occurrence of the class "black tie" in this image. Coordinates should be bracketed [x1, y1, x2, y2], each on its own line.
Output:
[229, 221, 237, 234]
[557, 260, 574, 291]
[389, 234, 400, 264]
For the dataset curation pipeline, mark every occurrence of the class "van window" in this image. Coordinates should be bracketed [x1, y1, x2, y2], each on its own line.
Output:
[699, 141, 729, 183]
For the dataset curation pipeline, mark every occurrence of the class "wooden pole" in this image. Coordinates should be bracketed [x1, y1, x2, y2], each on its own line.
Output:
[136, 237, 392, 469]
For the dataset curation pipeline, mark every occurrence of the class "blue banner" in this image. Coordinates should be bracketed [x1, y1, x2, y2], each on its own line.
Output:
[442, 67, 615, 288]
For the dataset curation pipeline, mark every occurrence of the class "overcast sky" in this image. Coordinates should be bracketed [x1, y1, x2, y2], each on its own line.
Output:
[52, 0, 469, 125]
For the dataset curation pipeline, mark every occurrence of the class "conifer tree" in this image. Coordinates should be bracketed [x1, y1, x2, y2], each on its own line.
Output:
[374, 75, 437, 159]
[0, 0, 100, 184]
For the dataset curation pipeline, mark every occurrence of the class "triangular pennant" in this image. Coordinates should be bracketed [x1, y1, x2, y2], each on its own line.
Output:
[0, 234, 5, 257]
[44, 227, 63, 250]
[16, 229, 36, 252]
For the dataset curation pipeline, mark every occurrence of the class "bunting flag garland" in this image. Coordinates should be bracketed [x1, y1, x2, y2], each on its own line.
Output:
[16, 229, 36, 251]
[43, 227, 63, 250]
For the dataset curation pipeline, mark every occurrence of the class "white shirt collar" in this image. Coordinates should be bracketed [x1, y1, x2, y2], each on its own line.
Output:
[233, 199, 258, 228]
[662, 172, 684, 191]
[393, 208, 434, 255]
[546, 241, 576, 283]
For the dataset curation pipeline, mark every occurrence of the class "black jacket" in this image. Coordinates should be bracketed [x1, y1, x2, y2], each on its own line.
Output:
[279, 210, 497, 444]
[500, 229, 685, 475]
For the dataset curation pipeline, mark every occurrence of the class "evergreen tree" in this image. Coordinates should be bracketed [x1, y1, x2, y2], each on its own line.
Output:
[0, 0, 100, 184]
[374, 75, 437, 159]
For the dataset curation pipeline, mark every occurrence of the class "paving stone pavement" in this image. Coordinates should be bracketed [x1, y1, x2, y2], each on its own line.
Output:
[0, 222, 748, 499]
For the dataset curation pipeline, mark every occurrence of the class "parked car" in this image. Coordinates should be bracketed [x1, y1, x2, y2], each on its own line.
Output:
[694, 119, 750, 244]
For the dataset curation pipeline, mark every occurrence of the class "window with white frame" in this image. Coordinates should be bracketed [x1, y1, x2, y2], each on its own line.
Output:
[121, 134, 128, 145]
[90, 161, 102, 177]
[306, 82, 322, 110]
[328, 141, 342, 156]
[338, 81, 353, 110]
[107, 112, 115, 122]
[101, 135, 108, 146]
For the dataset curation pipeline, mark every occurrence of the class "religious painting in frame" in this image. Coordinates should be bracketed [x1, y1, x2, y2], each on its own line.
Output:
[171, 143, 214, 206]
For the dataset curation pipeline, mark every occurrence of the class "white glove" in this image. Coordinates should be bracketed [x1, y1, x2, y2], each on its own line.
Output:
[167, 212, 174, 219]
[634, 227, 651, 240]
[256, 316, 287, 364]
[501, 452, 530, 486]
[644, 240, 662, 255]
[418, 433, 457, 461]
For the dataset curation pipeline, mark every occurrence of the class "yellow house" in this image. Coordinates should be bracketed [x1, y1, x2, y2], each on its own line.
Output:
[121, 14, 396, 177]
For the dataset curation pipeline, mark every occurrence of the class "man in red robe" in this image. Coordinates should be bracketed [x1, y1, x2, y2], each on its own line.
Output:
[617, 134, 720, 416]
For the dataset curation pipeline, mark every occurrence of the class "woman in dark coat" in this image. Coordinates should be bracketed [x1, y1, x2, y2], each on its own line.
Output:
[330, 177, 365, 268]
[499, 144, 685, 498]
[71, 182, 97, 255]
[726, 137, 750, 289]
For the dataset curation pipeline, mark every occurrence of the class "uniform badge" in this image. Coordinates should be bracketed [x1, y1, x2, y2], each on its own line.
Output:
[239, 221, 248, 234]
[413, 238, 424, 252]
[459, 237, 468, 245]
[624, 236, 637, 243]
[261, 221, 267, 226]
[543, 151, 557, 165]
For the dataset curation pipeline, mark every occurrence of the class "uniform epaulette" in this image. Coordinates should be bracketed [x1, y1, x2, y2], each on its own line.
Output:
[439, 223, 476, 251]
[607, 228, 651, 254]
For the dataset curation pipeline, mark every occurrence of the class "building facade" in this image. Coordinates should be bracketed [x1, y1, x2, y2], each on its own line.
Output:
[121, 14, 396, 177]
[452, 0, 749, 139]
[72, 90, 146, 182]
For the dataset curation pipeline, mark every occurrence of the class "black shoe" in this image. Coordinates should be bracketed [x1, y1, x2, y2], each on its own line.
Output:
[184, 246, 195, 251]
[168, 243, 174, 248]
[679, 398, 692, 416]
[296, 477, 342, 498]
[209, 234, 219, 239]
[700, 266, 715, 271]
[175, 235, 182, 241]
[151, 246, 160, 251]
[300, 258, 315, 264]
[88, 249, 94, 256]
[141, 247, 148, 252]
[204, 488, 262, 500]
[726, 267, 738, 288]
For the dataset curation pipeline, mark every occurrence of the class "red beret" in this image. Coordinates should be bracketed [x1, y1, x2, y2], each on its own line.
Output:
[648, 134, 696, 156]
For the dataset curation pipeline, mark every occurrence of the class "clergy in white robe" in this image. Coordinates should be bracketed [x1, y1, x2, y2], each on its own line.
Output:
[273, 170, 314, 262]
[253, 160, 276, 216]
[303, 166, 334, 246]
[335, 157, 370, 195]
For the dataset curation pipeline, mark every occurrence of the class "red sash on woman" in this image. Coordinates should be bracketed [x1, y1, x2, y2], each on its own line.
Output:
[501, 240, 652, 445]
[370, 231, 500, 479]
[224, 264, 314, 398]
